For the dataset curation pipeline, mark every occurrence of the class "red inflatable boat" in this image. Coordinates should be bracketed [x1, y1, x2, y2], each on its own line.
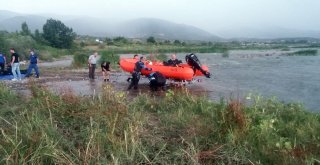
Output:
[119, 58, 210, 81]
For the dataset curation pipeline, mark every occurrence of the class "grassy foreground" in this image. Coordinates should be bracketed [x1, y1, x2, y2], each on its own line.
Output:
[0, 83, 319, 164]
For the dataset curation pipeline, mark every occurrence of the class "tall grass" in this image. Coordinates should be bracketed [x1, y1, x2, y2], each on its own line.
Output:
[0, 83, 319, 164]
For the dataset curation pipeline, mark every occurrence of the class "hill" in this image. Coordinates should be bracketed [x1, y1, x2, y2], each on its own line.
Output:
[0, 10, 220, 41]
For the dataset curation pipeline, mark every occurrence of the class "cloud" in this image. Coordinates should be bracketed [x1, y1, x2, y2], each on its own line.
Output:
[1, 0, 320, 35]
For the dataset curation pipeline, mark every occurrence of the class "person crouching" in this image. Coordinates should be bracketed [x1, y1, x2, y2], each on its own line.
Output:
[148, 71, 166, 91]
[101, 61, 111, 82]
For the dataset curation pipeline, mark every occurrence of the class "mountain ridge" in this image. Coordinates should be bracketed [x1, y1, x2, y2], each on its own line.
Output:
[0, 10, 220, 41]
[1, 10, 319, 40]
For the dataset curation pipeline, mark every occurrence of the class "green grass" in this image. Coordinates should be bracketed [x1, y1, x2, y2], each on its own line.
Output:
[83, 44, 228, 54]
[0, 83, 319, 164]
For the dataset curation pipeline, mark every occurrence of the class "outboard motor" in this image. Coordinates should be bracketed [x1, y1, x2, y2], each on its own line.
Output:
[185, 53, 211, 78]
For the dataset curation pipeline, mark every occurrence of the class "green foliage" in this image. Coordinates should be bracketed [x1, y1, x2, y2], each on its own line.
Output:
[36, 46, 68, 61]
[5, 34, 36, 60]
[72, 52, 89, 68]
[146, 36, 156, 44]
[173, 39, 181, 45]
[42, 19, 76, 49]
[164, 40, 171, 44]
[20, 22, 31, 36]
[0, 31, 67, 61]
[113, 36, 128, 44]
[0, 84, 319, 164]
[33, 29, 45, 43]
[99, 51, 119, 65]
[0, 31, 8, 53]
[79, 41, 86, 47]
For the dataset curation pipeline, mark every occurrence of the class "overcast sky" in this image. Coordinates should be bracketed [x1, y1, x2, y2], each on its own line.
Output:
[1, 0, 320, 34]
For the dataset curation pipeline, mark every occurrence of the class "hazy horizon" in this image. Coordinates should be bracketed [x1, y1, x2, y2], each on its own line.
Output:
[1, 0, 320, 38]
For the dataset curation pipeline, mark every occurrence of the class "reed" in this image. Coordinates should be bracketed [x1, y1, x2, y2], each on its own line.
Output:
[0, 83, 319, 164]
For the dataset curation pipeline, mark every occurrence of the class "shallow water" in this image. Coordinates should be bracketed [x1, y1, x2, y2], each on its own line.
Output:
[38, 50, 320, 112]
[175, 51, 320, 112]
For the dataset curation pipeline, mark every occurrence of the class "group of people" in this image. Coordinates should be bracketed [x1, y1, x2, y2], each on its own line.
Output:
[0, 48, 40, 81]
[127, 53, 182, 91]
[87, 52, 170, 91]
[87, 51, 111, 82]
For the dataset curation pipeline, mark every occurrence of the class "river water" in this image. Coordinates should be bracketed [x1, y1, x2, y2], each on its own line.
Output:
[36, 50, 320, 112]
[176, 50, 320, 112]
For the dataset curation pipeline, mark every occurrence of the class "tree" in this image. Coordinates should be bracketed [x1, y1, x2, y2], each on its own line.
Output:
[105, 37, 114, 45]
[113, 36, 128, 44]
[21, 22, 31, 36]
[0, 32, 7, 52]
[147, 36, 156, 44]
[164, 40, 171, 44]
[33, 29, 43, 42]
[173, 40, 181, 45]
[42, 19, 76, 48]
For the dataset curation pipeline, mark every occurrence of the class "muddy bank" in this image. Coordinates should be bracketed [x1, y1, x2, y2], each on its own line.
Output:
[2, 50, 319, 111]
[2, 67, 208, 100]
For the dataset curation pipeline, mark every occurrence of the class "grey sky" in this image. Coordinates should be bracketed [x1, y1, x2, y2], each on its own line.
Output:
[1, 0, 320, 34]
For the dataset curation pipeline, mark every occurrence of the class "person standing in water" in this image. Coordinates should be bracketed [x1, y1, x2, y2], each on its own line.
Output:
[127, 54, 139, 82]
[88, 51, 98, 79]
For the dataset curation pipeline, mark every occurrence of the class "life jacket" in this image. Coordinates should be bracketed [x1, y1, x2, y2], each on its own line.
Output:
[134, 61, 144, 72]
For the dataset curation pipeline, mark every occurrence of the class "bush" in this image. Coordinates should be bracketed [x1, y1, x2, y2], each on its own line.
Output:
[0, 84, 319, 164]
[6, 35, 36, 60]
[73, 52, 89, 68]
[99, 51, 119, 64]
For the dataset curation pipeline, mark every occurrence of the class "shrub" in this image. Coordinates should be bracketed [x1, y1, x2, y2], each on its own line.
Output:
[73, 52, 89, 68]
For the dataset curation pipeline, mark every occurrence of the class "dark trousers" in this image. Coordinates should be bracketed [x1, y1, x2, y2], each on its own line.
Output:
[89, 64, 96, 79]
[150, 80, 166, 91]
[26, 63, 39, 77]
[0, 63, 4, 74]
[128, 72, 140, 90]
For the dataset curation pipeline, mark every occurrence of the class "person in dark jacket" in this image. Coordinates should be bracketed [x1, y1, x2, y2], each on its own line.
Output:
[10, 48, 21, 81]
[148, 71, 166, 91]
[127, 56, 152, 90]
[0, 52, 6, 75]
[101, 61, 111, 82]
[25, 48, 40, 78]
[127, 54, 139, 82]
[164, 54, 182, 66]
